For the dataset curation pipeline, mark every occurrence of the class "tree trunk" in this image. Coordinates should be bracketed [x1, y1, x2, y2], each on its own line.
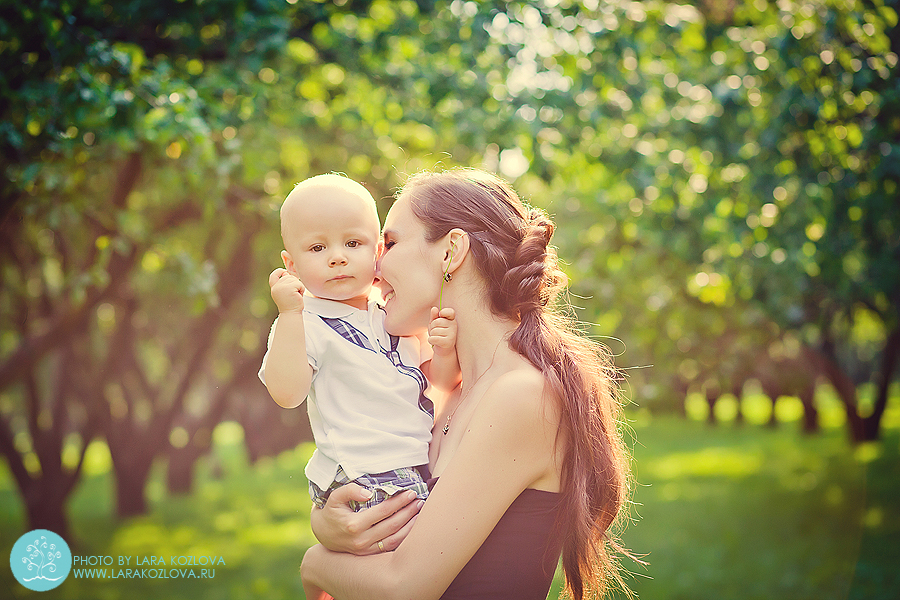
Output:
[166, 450, 198, 495]
[817, 342, 866, 443]
[22, 479, 71, 541]
[165, 354, 259, 495]
[767, 396, 779, 428]
[799, 385, 820, 434]
[241, 399, 313, 463]
[859, 327, 900, 442]
[674, 377, 689, 418]
[705, 390, 717, 425]
[111, 454, 154, 518]
[731, 382, 745, 426]
[166, 438, 212, 496]
[760, 379, 780, 428]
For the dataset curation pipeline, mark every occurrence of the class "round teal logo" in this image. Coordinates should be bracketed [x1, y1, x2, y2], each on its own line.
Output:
[9, 529, 71, 591]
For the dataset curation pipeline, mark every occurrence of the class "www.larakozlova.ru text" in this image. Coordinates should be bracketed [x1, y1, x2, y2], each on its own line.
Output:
[72, 555, 225, 579]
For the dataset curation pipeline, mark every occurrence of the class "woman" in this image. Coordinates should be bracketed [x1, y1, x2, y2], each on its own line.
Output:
[301, 169, 632, 600]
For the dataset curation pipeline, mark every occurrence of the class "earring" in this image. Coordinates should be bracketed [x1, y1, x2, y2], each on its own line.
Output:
[443, 272, 452, 282]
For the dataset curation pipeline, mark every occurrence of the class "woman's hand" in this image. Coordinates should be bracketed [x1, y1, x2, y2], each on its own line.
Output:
[310, 483, 424, 555]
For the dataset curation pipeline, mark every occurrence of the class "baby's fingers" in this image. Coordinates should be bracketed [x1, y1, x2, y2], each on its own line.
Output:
[428, 325, 449, 338]
[437, 307, 456, 321]
[428, 320, 449, 337]
[428, 329, 453, 347]
[269, 268, 287, 287]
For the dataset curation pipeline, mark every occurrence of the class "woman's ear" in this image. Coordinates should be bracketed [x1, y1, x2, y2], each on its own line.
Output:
[443, 229, 469, 276]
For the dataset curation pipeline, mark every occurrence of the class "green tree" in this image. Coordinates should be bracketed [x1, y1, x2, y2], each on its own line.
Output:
[0, 0, 514, 534]
[681, 0, 900, 441]
[0, 0, 300, 534]
[4, 0, 897, 543]
[485, 0, 898, 441]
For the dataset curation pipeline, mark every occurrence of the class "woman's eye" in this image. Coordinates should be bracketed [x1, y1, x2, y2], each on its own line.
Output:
[383, 240, 396, 250]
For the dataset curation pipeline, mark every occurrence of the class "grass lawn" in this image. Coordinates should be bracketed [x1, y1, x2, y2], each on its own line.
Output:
[602, 418, 899, 600]
[2, 398, 898, 600]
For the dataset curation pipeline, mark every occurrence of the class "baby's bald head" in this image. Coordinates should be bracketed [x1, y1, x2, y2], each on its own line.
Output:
[280, 174, 380, 253]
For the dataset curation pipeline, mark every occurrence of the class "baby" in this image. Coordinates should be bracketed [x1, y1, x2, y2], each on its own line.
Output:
[258, 173, 459, 511]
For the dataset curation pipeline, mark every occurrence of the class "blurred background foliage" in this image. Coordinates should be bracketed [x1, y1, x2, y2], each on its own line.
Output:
[0, 0, 898, 597]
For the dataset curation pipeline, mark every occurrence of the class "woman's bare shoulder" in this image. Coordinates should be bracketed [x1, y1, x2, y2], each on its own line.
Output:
[493, 362, 544, 393]
[469, 358, 562, 491]
[480, 359, 560, 425]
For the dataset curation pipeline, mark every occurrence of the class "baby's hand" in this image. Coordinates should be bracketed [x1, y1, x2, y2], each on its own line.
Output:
[428, 306, 457, 352]
[269, 268, 305, 313]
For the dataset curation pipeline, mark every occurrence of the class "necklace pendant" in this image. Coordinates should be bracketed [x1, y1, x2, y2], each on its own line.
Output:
[442, 416, 451, 435]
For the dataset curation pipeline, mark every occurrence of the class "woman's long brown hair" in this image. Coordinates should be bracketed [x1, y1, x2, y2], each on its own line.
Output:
[401, 168, 633, 599]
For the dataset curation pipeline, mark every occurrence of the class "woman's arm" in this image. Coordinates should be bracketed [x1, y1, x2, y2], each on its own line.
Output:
[301, 369, 559, 600]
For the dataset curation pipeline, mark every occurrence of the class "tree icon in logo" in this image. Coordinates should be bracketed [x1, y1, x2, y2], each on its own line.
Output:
[9, 529, 72, 591]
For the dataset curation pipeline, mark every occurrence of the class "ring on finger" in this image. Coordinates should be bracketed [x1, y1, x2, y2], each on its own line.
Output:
[377, 540, 385, 553]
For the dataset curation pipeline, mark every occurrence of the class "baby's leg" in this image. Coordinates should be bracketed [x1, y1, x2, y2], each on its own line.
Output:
[349, 466, 430, 511]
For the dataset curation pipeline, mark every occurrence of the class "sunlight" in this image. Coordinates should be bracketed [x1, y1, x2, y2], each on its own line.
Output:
[648, 447, 763, 480]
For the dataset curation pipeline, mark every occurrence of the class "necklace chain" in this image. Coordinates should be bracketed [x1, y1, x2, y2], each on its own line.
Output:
[442, 339, 503, 436]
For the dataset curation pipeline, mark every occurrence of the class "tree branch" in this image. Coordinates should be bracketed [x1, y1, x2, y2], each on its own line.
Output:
[0, 412, 31, 492]
[868, 326, 900, 426]
[0, 255, 134, 392]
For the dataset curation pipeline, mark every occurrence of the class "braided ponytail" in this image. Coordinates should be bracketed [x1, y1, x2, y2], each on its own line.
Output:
[401, 168, 632, 600]
[500, 210, 560, 319]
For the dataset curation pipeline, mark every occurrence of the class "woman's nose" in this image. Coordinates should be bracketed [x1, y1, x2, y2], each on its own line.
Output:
[373, 257, 383, 286]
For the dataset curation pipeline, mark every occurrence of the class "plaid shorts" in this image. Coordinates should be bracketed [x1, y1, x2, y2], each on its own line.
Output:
[309, 464, 430, 511]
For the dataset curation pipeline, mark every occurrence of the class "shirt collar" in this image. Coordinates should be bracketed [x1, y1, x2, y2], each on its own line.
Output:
[302, 295, 369, 319]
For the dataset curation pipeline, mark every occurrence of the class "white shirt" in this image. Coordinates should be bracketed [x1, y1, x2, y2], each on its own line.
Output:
[259, 296, 433, 489]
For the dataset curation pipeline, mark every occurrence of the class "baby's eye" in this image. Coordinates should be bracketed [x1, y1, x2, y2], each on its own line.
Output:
[346, 240, 360, 248]
[310, 244, 325, 252]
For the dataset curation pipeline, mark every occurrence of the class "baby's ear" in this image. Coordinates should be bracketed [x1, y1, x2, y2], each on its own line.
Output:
[281, 250, 297, 275]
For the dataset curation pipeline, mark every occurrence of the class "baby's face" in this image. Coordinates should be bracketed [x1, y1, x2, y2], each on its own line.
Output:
[281, 182, 380, 307]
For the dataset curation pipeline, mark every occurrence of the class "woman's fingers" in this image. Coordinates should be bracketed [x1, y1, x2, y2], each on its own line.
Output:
[360, 489, 418, 526]
[373, 507, 421, 553]
[345, 490, 422, 554]
[311, 484, 372, 553]
[362, 493, 423, 547]
[327, 482, 373, 508]
[313, 484, 423, 555]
